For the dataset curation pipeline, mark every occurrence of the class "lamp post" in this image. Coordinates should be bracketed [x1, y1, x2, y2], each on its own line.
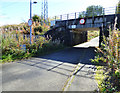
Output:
[30, 0, 37, 44]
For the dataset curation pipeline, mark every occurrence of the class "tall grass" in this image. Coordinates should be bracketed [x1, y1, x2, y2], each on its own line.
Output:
[1, 20, 65, 63]
[1, 30, 64, 63]
[92, 28, 120, 92]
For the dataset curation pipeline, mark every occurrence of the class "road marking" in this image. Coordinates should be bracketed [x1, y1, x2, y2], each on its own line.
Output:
[62, 46, 94, 91]
[62, 63, 85, 91]
[62, 49, 87, 91]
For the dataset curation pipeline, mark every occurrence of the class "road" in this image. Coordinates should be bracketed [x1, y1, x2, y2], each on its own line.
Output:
[1, 37, 99, 91]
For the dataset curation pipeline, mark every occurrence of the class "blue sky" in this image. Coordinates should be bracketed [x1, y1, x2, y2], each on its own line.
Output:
[0, 0, 119, 26]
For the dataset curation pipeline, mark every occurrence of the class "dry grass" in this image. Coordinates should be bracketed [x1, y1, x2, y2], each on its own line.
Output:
[87, 31, 99, 41]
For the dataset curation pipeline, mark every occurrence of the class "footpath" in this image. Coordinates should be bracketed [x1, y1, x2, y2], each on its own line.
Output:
[63, 37, 99, 91]
[2, 37, 99, 92]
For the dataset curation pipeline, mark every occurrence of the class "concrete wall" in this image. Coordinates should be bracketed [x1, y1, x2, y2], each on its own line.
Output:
[70, 31, 87, 46]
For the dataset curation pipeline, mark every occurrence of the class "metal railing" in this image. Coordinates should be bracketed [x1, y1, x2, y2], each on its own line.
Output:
[104, 6, 116, 15]
[52, 6, 117, 21]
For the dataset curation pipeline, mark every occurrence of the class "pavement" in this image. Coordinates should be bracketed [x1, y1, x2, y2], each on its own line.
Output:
[1, 37, 99, 92]
[65, 37, 99, 91]
[64, 64, 98, 91]
[74, 37, 99, 48]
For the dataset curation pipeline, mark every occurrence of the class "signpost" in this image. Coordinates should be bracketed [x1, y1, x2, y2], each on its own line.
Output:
[28, 19, 33, 44]
[80, 19, 85, 25]
[29, 0, 37, 44]
[28, 19, 33, 27]
[20, 44, 26, 52]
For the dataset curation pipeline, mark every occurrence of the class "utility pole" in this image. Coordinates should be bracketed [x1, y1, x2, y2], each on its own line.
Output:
[29, 0, 37, 44]
[30, 0, 32, 44]
[41, 0, 48, 25]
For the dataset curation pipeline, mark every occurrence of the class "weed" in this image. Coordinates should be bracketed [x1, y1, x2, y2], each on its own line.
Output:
[92, 28, 120, 92]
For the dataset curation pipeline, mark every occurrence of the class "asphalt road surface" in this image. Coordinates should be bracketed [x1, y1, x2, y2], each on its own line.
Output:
[1, 37, 99, 91]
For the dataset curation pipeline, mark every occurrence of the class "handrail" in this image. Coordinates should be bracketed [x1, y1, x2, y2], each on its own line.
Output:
[52, 6, 117, 21]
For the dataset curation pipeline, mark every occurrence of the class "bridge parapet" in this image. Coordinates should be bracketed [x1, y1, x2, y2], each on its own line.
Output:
[50, 6, 116, 24]
[55, 14, 120, 31]
[47, 9, 120, 46]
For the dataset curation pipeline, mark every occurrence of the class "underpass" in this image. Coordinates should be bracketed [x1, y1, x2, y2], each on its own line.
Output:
[46, 14, 120, 47]
[2, 37, 99, 91]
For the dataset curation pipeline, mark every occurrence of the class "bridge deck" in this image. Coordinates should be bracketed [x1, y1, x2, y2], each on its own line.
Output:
[55, 14, 119, 31]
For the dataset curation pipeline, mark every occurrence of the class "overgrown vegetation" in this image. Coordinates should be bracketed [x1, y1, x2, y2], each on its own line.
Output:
[1, 19, 50, 35]
[1, 31, 65, 63]
[87, 31, 99, 41]
[2, 33, 63, 62]
[91, 28, 120, 92]
[1, 15, 65, 63]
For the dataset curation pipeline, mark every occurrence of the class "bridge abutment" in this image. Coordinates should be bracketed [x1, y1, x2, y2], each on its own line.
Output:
[69, 30, 87, 46]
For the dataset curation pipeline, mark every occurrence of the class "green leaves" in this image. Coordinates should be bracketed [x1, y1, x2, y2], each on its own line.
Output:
[86, 5, 103, 17]
[115, 69, 120, 77]
[92, 28, 120, 92]
[79, 5, 103, 18]
[2, 30, 65, 63]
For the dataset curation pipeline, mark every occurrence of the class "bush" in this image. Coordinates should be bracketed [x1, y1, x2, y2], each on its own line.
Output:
[34, 26, 43, 34]
[1, 30, 65, 63]
[92, 28, 120, 92]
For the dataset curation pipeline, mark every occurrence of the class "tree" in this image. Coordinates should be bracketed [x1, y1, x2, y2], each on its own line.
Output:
[34, 26, 43, 34]
[32, 15, 50, 26]
[86, 5, 103, 17]
[32, 15, 41, 22]
[79, 11, 86, 18]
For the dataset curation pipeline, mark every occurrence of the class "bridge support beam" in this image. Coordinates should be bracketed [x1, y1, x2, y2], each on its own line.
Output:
[99, 25, 110, 48]
[99, 27, 103, 47]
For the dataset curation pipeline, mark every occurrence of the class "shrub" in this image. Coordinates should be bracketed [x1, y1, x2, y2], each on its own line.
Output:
[92, 28, 120, 92]
[1, 30, 65, 63]
[34, 26, 43, 34]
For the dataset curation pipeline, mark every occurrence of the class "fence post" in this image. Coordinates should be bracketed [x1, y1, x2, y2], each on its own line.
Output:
[60, 15, 62, 20]
[67, 14, 69, 20]
[55, 16, 56, 21]
[103, 8, 105, 15]
[75, 12, 76, 19]
[92, 7, 95, 26]
[103, 8, 105, 26]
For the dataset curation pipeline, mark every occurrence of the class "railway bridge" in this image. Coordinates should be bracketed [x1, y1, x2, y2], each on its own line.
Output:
[45, 12, 120, 47]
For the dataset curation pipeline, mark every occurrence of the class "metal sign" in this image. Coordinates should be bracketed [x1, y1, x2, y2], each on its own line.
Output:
[80, 19, 85, 25]
[20, 44, 26, 52]
[50, 20, 56, 26]
[28, 19, 33, 27]
[71, 25, 76, 28]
